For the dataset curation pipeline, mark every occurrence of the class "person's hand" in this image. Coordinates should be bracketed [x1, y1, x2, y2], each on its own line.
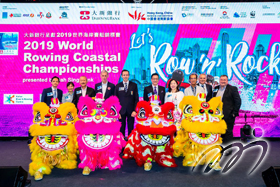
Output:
[131, 111, 137, 117]
[119, 114, 122, 119]
[232, 114, 235, 118]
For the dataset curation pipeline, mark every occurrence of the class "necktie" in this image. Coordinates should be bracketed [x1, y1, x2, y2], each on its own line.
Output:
[201, 84, 204, 88]
[124, 83, 128, 92]
[154, 86, 157, 94]
[54, 89, 57, 98]
[191, 86, 196, 96]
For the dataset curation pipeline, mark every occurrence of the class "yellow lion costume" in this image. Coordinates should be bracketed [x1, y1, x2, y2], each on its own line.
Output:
[29, 98, 78, 180]
[173, 93, 227, 170]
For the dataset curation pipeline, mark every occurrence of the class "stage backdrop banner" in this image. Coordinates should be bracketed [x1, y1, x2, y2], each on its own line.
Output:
[0, 3, 280, 137]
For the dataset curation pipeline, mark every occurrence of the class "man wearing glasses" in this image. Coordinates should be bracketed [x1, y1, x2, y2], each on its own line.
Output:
[143, 73, 165, 105]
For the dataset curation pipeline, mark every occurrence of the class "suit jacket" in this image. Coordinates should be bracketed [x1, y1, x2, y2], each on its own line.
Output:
[115, 81, 139, 115]
[197, 83, 213, 102]
[41, 87, 63, 106]
[184, 85, 205, 96]
[95, 82, 115, 100]
[213, 84, 241, 119]
[143, 85, 165, 104]
[72, 86, 95, 107]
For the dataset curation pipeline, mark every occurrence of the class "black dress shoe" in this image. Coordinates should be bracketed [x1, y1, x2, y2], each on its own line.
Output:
[224, 150, 232, 156]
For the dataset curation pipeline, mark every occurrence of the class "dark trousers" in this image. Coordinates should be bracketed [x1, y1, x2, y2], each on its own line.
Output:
[120, 111, 135, 137]
[222, 115, 236, 145]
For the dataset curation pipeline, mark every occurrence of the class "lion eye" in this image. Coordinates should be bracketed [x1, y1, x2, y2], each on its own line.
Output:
[65, 112, 74, 121]
[184, 105, 193, 114]
[34, 111, 41, 122]
[167, 110, 173, 120]
[215, 108, 221, 115]
[138, 108, 146, 119]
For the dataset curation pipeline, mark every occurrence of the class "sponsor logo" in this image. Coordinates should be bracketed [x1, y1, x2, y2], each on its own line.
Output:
[2, 6, 16, 10]
[46, 12, 52, 19]
[37, 12, 44, 18]
[2, 12, 8, 19]
[146, 11, 173, 21]
[233, 12, 240, 18]
[59, 6, 70, 10]
[201, 13, 214, 17]
[262, 13, 275, 16]
[250, 11, 255, 18]
[262, 5, 270, 9]
[200, 6, 216, 9]
[80, 11, 90, 20]
[220, 6, 229, 9]
[91, 10, 120, 21]
[9, 13, 21, 18]
[59, 12, 68, 19]
[220, 11, 229, 19]
[182, 13, 194, 17]
[30, 13, 34, 17]
[4, 94, 33, 105]
[128, 10, 146, 21]
[79, 6, 95, 8]
[182, 6, 197, 11]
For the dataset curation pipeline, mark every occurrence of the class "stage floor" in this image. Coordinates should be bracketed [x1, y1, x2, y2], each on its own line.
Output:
[0, 139, 279, 187]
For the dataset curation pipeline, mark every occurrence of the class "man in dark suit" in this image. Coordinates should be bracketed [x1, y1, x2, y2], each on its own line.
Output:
[143, 73, 165, 104]
[115, 70, 139, 138]
[213, 75, 241, 156]
[72, 76, 95, 107]
[95, 70, 115, 100]
[41, 76, 63, 106]
[198, 73, 213, 102]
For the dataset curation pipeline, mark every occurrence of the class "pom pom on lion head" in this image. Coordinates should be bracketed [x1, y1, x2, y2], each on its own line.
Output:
[29, 98, 78, 137]
[75, 96, 122, 135]
[179, 93, 227, 134]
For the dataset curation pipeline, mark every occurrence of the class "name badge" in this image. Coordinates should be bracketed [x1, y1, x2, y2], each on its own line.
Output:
[167, 94, 172, 98]
[76, 90, 82, 94]
[213, 89, 218, 92]
[97, 86, 102, 90]
[119, 87, 124, 91]
[148, 92, 152, 97]
[65, 96, 70, 100]
[131, 91, 133, 95]
[47, 92, 53, 96]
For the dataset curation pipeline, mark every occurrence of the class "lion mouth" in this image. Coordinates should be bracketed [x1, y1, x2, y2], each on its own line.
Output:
[189, 132, 219, 145]
[82, 134, 113, 149]
[36, 135, 69, 151]
[140, 134, 170, 146]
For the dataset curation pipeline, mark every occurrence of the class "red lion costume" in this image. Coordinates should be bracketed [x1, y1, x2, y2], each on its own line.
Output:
[123, 95, 177, 171]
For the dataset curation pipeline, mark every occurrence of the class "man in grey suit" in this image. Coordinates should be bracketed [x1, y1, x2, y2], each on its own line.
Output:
[184, 73, 205, 96]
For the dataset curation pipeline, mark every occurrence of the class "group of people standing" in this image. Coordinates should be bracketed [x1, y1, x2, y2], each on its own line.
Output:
[41, 70, 241, 156]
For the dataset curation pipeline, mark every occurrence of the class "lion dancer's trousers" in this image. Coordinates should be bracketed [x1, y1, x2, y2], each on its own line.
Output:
[77, 133, 126, 171]
[29, 137, 77, 176]
[123, 130, 177, 167]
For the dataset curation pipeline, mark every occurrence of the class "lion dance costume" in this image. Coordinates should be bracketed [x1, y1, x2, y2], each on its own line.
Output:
[75, 93, 126, 175]
[123, 95, 177, 171]
[29, 98, 78, 180]
[173, 93, 227, 170]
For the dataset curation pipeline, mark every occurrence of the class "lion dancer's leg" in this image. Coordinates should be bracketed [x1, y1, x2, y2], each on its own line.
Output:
[77, 136, 98, 175]
[105, 132, 126, 170]
[56, 136, 77, 170]
[140, 142, 154, 171]
[155, 141, 177, 168]
[29, 138, 53, 181]
[206, 139, 223, 171]
[123, 130, 139, 159]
